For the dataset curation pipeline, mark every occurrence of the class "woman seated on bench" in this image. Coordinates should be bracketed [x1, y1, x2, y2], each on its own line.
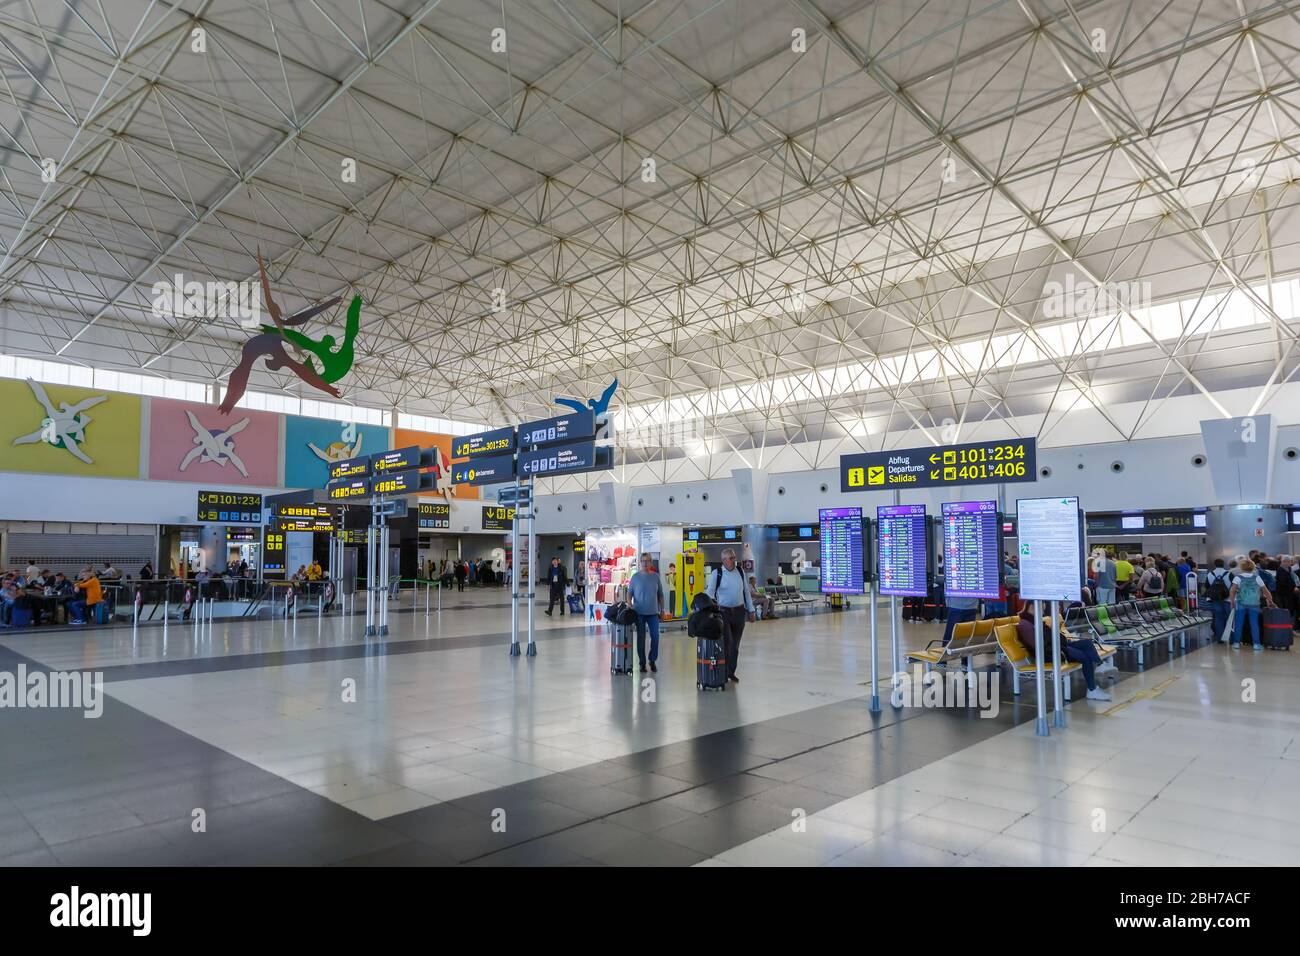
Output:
[1017, 604, 1112, 701]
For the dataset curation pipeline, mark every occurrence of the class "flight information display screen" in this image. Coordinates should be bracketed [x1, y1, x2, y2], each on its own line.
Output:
[418, 502, 450, 530]
[196, 490, 263, 524]
[942, 500, 1001, 599]
[877, 504, 928, 596]
[819, 507, 864, 594]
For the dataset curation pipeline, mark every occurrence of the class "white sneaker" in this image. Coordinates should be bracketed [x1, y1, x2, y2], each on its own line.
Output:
[1096, 660, 1117, 674]
[1086, 687, 1112, 701]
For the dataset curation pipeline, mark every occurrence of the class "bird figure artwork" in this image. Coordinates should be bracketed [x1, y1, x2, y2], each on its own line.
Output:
[555, 378, 618, 419]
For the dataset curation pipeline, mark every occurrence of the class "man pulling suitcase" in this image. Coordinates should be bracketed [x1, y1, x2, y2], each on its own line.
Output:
[705, 547, 755, 684]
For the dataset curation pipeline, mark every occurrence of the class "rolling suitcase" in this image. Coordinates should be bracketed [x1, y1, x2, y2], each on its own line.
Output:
[607, 601, 634, 674]
[1261, 606, 1293, 650]
[696, 636, 727, 691]
[688, 593, 727, 691]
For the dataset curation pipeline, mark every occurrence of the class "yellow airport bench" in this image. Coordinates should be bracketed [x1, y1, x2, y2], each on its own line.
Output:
[905, 617, 999, 671]
[995, 621, 1080, 699]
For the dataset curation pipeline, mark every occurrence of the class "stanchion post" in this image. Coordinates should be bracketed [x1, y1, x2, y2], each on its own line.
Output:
[1051, 598, 1066, 728]
[1034, 599, 1050, 737]
[869, 578, 880, 713]
[526, 479, 537, 657]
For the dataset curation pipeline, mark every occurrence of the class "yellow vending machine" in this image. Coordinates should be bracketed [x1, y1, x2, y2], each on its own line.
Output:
[676, 544, 705, 618]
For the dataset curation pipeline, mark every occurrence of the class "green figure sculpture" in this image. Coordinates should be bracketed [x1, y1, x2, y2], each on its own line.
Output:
[261, 294, 361, 383]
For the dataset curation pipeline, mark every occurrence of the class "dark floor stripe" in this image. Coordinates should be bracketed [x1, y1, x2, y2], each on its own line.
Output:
[71, 623, 595, 682]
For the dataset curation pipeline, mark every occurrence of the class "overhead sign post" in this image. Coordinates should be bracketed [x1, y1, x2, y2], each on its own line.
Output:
[841, 438, 1037, 491]
[1017, 495, 1084, 736]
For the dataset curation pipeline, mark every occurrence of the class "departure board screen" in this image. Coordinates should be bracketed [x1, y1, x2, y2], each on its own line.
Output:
[418, 502, 450, 531]
[877, 504, 928, 596]
[819, 507, 864, 594]
[942, 500, 1001, 599]
[196, 490, 263, 524]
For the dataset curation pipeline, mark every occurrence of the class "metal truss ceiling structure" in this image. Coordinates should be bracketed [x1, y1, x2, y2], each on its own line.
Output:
[2, 0, 1300, 471]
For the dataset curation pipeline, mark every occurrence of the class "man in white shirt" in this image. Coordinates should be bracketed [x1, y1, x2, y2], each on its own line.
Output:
[705, 547, 755, 684]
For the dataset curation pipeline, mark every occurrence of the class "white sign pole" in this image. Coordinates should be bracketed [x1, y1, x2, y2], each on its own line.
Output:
[1051, 598, 1066, 728]
[1033, 600, 1049, 737]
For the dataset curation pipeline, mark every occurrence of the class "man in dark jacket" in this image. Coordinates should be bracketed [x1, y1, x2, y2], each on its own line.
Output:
[544, 557, 569, 616]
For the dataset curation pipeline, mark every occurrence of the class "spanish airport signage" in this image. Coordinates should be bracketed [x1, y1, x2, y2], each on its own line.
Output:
[841, 438, 1037, 491]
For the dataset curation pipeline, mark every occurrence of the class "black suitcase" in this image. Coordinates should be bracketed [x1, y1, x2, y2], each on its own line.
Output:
[696, 636, 727, 691]
[688, 593, 727, 691]
[1261, 606, 1293, 650]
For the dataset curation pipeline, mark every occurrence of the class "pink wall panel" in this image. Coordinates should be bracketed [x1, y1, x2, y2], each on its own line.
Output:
[147, 398, 280, 485]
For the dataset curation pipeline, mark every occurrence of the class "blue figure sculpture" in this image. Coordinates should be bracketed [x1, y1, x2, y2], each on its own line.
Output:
[555, 378, 618, 418]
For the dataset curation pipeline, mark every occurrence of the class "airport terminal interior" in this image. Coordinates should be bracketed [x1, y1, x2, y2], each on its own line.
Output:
[2, 0, 1300, 874]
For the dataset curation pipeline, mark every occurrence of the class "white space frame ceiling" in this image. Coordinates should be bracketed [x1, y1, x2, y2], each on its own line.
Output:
[3, 0, 1300, 481]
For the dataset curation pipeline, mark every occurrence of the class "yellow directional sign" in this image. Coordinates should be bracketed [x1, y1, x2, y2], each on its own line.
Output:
[840, 438, 1037, 491]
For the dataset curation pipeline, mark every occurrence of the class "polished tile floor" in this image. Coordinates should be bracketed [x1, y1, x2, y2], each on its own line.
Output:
[2, 590, 1289, 866]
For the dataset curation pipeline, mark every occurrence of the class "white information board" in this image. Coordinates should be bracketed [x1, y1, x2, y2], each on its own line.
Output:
[1017, 496, 1082, 602]
[639, 524, 661, 555]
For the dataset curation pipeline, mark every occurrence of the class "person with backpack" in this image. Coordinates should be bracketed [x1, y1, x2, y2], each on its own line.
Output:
[705, 548, 755, 684]
[1229, 559, 1273, 651]
[1205, 559, 1232, 642]
[1136, 557, 1165, 600]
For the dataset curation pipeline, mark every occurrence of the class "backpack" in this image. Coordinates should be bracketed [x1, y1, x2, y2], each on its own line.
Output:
[1236, 573, 1261, 606]
[687, 592, 724, 640]
[1207, 571, 1230, 602]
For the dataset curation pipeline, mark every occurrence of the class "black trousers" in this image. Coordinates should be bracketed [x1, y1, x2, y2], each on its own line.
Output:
[721, 605, 747, 679]
[547, 584, 565, 614]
